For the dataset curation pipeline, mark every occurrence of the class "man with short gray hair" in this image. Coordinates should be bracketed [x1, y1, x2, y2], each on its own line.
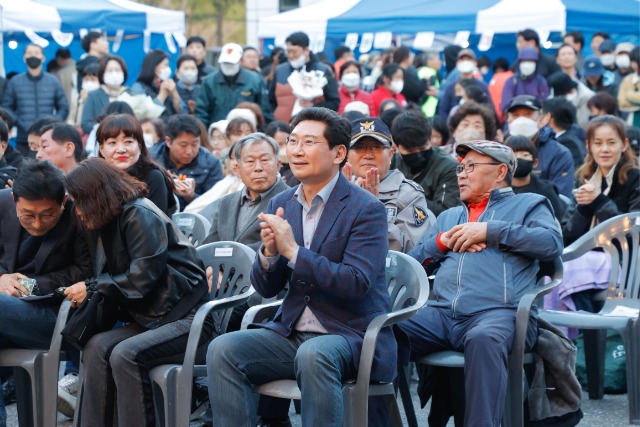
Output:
[400, 140, 563, 426]
[202, 132, 288, 249]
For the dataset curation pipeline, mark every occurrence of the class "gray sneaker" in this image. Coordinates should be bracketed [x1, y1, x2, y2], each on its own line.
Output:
[57, 373, 78, 418]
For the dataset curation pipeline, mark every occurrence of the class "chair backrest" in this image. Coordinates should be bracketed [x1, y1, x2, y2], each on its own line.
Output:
[385, 250, 430, 312]
[173, 212, 211, 247]
[562, 212, 640, 301]
[196, 241, 256, 334]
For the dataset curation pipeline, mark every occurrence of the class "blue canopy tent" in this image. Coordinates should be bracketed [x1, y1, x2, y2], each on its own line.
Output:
[259, 0, 639, 64]
[0, 0, 186, 85]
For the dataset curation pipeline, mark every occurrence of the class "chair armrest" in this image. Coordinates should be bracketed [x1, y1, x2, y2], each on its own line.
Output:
[49, 300, 72, 355]
[178, 288, 255, 385]
[511, 270, 562, 368]
[355, 281, 430, 388]
[241, 300, 283, 330]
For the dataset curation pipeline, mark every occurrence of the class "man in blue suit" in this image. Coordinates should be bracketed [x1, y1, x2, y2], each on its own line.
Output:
[206, 107, 396, 426]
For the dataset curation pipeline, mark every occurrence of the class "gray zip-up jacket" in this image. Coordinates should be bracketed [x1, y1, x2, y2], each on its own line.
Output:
[408, 187, 562, 318]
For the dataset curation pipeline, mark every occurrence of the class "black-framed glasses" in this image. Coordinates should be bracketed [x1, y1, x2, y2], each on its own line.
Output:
[455, 162, 501, 176]
[285, 137, 325, 149]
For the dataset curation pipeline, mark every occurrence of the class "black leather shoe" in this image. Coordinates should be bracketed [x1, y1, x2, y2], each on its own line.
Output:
[256, 416, 292, 427]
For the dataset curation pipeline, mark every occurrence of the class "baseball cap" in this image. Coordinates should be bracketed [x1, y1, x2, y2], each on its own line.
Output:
[218, 43, 243, 64]
[615, 42, 635, 55]
[350, 118, 393, 148]
[506, 95, 541, 113]
[457, 48, 476, 60]
[582, 56, 604, 77]
[456, 140, 517, 174]
[599, 39, 616, 53]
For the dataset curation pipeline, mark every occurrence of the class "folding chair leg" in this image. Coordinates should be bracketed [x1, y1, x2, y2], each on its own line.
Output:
[621, 321, 640, 424]
[583, 329, 606, 399]
[14, 367, 34, 427]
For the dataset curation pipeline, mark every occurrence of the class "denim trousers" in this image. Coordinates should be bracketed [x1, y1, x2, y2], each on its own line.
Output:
[207, 328, 355, 427]
[77, 310, 207, 427]
[0, 295, 58, 427]
[400, 307, 538, 427]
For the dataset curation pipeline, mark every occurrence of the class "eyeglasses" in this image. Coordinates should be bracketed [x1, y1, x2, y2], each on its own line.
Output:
[351, 143, 387, 152]
[17, 212, 61, 225]
[455, 162, 501, 176]
[285, 137, 325, 149]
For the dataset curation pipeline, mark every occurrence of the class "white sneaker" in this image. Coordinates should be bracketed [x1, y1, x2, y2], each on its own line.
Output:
[57, 373, 78, 418]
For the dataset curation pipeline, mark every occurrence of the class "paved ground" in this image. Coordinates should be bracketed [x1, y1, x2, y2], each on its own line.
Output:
[5, 383, 633, 426]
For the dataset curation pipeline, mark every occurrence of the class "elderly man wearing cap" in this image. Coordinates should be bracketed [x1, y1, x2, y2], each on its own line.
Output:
[505, 94, 575, 197]
[438, 48, 491, 120]
[343, 117, 435, 253]
[500, 47, 549, 115]
[400, 140, 563, 427]
[196, 42, 272, 126]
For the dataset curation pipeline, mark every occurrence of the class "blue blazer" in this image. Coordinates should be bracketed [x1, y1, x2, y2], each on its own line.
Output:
[250, 173, 397, 382]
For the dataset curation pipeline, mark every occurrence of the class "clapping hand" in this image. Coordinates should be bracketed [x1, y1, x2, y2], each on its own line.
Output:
[258, 207, 298, 260]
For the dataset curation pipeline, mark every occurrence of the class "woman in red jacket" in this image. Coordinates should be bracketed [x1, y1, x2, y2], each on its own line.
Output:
[337, 61, 375, 115]
[371, 63, 408, 116]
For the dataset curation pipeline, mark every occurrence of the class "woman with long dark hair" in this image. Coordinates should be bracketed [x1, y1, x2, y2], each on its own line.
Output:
[62, 158, 210, 427]
[563, 115, 640, 244]
[556, 115, 640, 315]
[131, 49, 182, 118]
[96, 114, 176, 215]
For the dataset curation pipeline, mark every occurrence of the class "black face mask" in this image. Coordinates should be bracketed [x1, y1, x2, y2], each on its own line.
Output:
[401, 149, 433, 174]
[26, 56, 42, 69]
[514, 159, 533, 178]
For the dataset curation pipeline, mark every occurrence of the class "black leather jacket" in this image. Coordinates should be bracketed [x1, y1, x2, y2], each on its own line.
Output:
[91, 198, 208, 329]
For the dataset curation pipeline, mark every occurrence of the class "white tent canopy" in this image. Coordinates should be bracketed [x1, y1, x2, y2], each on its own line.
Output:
[0, 0, 185, 34]
[475, 0, 567, 34]
[258, 0, 360, 43]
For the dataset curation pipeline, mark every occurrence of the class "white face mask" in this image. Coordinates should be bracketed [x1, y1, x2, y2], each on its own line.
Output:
[103, 71, 124, 88]
[82, 80, 100, 92]
[509, 117, 539, 139]
[600, 53, 615, 67]
[158, 66, 172, 81]
[519, 62, 537, 77]
[220, 62, 240, 77]
[456, 60, 475, 74]
[180, 69, 198, 85]
[454, 127, 485, 143]
[565, 91, 578, 103]
[143, 133, 154, 148]
[341, 72, 361, 91]
[390, 80, 404, 94]
[289, 54, 307, 69]
[615, 55, 631, 69]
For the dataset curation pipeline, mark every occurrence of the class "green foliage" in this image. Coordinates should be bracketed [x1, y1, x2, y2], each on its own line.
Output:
[140, 0, 246, 46]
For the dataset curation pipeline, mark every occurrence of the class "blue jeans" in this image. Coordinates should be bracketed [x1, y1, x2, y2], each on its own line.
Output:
[207, 329, 355, 427]
[0, 295, 58, 427]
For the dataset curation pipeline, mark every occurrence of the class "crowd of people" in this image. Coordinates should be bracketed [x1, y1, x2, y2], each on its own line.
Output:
[0, 25, 638, 427]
